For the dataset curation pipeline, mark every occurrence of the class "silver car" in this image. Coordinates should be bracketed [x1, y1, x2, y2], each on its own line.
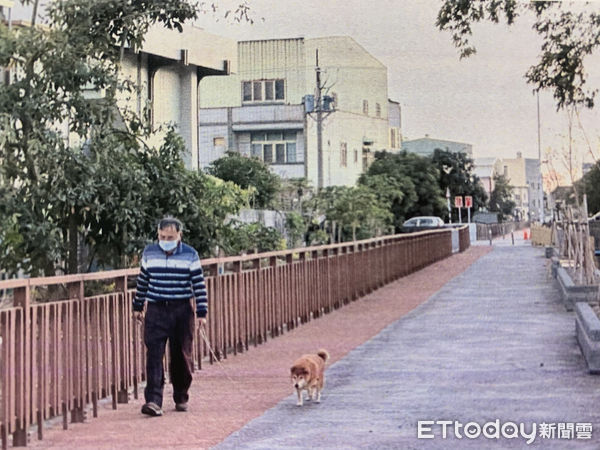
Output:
[402, 216, 445, 228]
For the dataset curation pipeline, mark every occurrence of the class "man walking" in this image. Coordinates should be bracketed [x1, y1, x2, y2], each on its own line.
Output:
[133, 217, 208, 416]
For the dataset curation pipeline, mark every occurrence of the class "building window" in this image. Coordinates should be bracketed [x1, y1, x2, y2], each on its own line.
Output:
[340, 142, 348, 167]
[243, 82, 252, 102]
[265, 80, 274, 100]
[251, 130, 298, 164]
[242, 79, 285, 103]
[213, 137, 225, 147]
[503, 165, 508, 177]
[275, 80, 285, 100]
[253, 81, 262, 101]
[375, 103, 381, 118]
[363, 100, 369, 115]
[354, 149, 358, 164]
[390, 128, 398, 148]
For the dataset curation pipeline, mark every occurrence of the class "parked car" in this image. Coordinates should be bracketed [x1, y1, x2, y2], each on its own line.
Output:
[401, 216, 445, 232]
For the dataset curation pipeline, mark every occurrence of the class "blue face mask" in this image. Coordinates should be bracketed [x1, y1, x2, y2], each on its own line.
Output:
[159, 240, 178, 252]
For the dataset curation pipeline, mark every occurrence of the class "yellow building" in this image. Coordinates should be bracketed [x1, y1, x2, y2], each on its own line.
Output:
[500, 152, 543, 222]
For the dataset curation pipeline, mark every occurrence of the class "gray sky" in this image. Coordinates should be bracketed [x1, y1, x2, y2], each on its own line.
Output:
[11, 0, 600, 171]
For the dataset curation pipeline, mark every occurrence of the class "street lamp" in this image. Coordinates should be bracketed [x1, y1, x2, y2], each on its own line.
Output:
[442, 164, 453, 224]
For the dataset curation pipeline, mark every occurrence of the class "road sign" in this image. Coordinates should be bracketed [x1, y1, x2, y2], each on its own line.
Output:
[465, 196, 473, 208]
[454, 196, 463, 208]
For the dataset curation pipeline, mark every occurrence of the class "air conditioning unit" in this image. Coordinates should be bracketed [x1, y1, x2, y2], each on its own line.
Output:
[303, 95, 315, 113]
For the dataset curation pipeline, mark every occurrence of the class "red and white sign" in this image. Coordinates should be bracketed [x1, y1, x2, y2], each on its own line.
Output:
[454, 196, 463, 208]
[465, 196, 473, 208]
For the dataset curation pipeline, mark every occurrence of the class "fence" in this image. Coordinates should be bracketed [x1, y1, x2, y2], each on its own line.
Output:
[0, 227, 469, 448]
[475, 222, 525, 241]
[530, 224, 555, 247]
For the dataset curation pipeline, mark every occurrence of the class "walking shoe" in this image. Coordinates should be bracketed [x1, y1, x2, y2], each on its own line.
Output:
[141, 402, 163, 416]
[175, 402, 188, 412]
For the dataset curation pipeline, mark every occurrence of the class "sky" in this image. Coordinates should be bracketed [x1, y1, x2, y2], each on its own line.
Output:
[10, 0, 600, 176]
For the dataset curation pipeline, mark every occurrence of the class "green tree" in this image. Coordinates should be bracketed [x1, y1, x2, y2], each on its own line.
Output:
[489, 174, 516, 222]
[221, 221, 285, 255]
[360, 151, 446, 230]
[437, 1, 600, 110]
[575, 162, 600, 215]
[431, 149, 488, 222]
[0, 0, 251, 277]
[332, 186, 392, 241]
[206, 152, 282, 209]
[284, 211, 306, 248]
[305, 185, 392, 242]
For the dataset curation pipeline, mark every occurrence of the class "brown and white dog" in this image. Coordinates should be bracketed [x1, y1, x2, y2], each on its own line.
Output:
[290, 349, 330, 406]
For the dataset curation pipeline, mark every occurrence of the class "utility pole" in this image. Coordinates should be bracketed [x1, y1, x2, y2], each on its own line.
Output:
[316, 50, 324, 190]
[305, 49, 333, 190]
[537, 90, 544, 223]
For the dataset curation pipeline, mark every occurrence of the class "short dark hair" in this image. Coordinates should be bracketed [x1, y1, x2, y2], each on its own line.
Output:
[158, 216, 183, 232]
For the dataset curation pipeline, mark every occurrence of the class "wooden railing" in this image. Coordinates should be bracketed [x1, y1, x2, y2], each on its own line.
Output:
[0, 227, 469, 448]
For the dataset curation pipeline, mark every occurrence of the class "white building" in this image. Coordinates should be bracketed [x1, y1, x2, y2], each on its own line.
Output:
[118, 24, 236, 169]
[473, 157, 503, 198]
[198, 36, 401, 187]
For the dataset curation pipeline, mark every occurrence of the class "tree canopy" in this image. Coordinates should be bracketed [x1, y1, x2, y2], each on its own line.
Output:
[575, 162, 600, 216]
[359, 151, 446, 230]
[0, 0, 254, 277]
[488, 174, 516, 222]
[437, 1, 600, 110]
[430, 149, 488, 222]
[206, 152, 282, 209]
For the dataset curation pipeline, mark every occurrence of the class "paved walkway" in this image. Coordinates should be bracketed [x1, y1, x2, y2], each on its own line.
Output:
[30, 238, 600, 449]
[31, 247, 489, 449]
[217, 243, 600, 449]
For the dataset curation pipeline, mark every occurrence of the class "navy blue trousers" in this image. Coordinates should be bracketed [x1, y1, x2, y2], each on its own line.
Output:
[143, 300, 195, 407]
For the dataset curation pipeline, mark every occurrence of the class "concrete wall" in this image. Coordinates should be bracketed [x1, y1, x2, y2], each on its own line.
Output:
[115, 25, 236, 170]
[143, 23, 237, 73]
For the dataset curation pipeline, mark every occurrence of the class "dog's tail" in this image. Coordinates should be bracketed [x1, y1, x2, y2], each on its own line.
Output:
[317, 349, 330, 363]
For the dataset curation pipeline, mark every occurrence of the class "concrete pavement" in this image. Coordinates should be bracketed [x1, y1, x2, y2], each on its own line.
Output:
[216, 244, 600, 449]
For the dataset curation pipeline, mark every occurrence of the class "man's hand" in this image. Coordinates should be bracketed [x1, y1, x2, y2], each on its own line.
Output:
[197, 317, 207, 329]
[133, 311, 144, 323]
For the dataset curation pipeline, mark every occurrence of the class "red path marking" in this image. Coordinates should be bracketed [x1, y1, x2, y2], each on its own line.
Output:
[31, 246, 491, 449]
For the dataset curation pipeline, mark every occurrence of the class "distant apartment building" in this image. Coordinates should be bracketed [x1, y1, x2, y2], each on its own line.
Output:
[402, 135, 473, 158]
[198, 36, 400, 187]
[499, 152, 543, 222]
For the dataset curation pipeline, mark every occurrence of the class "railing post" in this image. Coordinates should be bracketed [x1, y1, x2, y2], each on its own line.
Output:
[12, 284, 29, 447]
[67, 280, 87, 423]
[232, 261, 244, 353]
[113, 276, 130, 405]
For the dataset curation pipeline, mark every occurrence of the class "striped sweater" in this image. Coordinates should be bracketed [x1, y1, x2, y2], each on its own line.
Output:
[133, 242, 208, 318]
